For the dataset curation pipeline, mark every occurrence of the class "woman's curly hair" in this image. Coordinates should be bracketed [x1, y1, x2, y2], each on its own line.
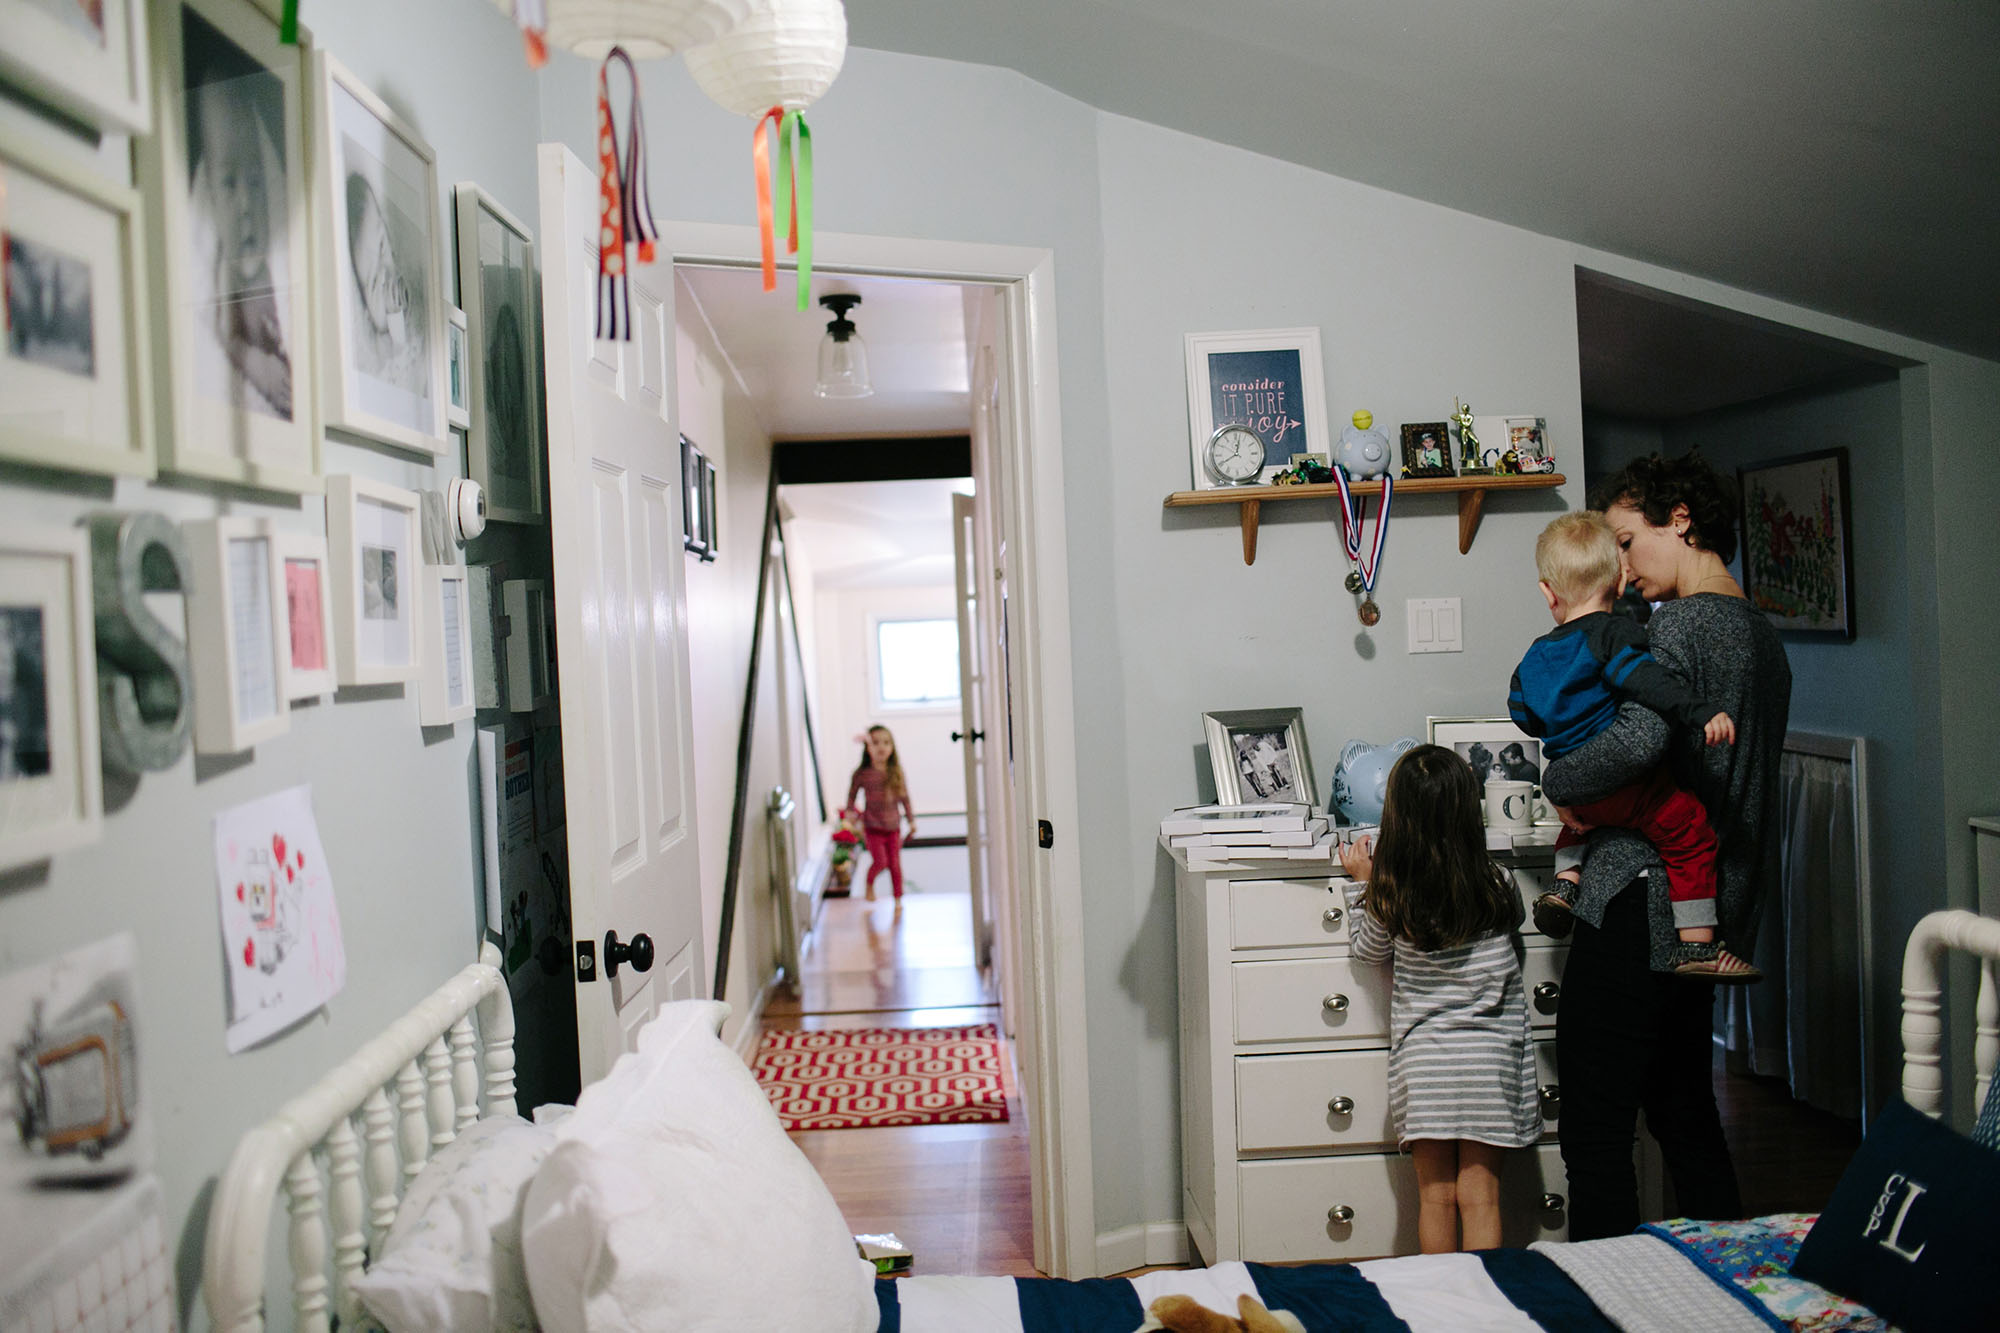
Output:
[1588, 452, 1738, 565]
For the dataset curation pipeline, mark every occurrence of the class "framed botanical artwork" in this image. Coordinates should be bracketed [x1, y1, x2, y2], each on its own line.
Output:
[501, 578, 553, 713]
[418, 566, 474, 726]
[0, 130, 155, 479]
[135, 0, 318, 494]
[1182, 328, 1328, 491]
[453, 184, 543, 523]
[1426, 715, 1557, 822]
[313, 50, 449, 457]
[1203, 707, 1317, 807]
[1399, 421, 1454, 479]
[325, 473, 422, 686]
[1740, 447, 1855, 640]
[0, 0, 150, 133]
[273, 527, 336, 701]
[183, 516, 289, 754]
[1, 524, 102, 871]
[445, 305, 470, 430]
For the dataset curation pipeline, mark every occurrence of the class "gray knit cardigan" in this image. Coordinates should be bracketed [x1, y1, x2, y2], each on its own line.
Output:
[1537, 593, 1793, 972]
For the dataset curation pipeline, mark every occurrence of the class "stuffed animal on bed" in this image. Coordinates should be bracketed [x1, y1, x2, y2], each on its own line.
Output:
[1133, 1291, 1307, 1333]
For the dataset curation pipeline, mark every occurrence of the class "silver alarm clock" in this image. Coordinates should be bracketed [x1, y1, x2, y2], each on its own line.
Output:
[1204, 424, 1266, 485]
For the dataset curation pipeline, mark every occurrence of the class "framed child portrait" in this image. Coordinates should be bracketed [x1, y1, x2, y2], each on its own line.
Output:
[0, 525, 102, 872]
[454, 184, 544, 525]
[325, 474, 422, 687]
[0, 0, 150, 133]
[1202, 707, 1317, 808]
[1399, 421, 1454, 479]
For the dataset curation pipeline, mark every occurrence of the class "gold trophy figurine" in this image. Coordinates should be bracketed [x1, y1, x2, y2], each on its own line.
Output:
[1453, 398, 1484, 472]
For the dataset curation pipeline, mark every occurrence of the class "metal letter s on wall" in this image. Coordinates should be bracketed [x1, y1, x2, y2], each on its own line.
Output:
[89, 512, 192, 773]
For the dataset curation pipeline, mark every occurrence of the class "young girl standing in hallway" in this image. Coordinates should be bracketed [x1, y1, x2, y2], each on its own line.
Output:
[1337, 745, 1541, 1253]
[846, 725, 917, 901]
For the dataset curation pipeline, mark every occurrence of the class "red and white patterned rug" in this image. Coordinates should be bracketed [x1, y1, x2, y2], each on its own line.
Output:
[751, 1024, 1009, 1131]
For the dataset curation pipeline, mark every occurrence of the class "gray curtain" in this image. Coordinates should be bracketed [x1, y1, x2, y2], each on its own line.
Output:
[1723, 750, 1862, 1118]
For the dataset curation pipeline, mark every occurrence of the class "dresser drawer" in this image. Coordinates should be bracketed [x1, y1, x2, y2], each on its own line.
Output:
[1229, 878, 1356, 950]
[1232, 957, 1390, 1044]
[1237, 1040, 1563, 1152]
[1523, 946, 1567, 1029]
[1238, 1142, 1574, 1261]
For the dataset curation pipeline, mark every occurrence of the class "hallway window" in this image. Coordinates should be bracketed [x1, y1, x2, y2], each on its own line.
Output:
[877, 618, 959, 706]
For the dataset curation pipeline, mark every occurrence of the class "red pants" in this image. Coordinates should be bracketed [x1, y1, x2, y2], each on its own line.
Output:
[1556, 768, 1717, 918]
[864, 827, 904, 897]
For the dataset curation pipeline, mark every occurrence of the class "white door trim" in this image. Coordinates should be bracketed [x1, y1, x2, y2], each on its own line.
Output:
[663, 221, 1097, 1278]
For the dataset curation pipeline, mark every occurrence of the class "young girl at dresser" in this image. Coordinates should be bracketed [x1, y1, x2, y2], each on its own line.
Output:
[1337, 744, 1541, 1253]
[845, 725, 917, 901]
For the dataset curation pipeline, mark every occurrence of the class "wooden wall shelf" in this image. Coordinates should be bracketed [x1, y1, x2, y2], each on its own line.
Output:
[1163, 473, 1566, 565]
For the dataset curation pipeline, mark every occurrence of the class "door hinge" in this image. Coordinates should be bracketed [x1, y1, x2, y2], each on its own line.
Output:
[576, 939, 597, 983]
[1038, 819, 1054, 849]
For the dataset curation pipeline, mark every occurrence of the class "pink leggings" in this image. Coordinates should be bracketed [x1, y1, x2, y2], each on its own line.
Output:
[864, 827, 904, 897]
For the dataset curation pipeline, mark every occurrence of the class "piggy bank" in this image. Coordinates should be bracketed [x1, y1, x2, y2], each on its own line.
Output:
[1334, 409, 1393, 479]
[1330, 736, 1417, 825]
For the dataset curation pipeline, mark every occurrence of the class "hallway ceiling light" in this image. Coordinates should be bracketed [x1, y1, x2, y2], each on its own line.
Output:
[815, 293, 873, 399]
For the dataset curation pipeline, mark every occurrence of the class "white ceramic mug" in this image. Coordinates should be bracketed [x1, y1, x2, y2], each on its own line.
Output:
[1485, 780, 1538, 832]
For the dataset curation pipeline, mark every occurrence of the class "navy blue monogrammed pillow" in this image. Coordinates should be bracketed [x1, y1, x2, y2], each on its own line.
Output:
[1790, 1096, 2000, 1332]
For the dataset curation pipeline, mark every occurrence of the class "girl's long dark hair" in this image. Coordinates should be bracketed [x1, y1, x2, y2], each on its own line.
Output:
[1363, 745, 1522, 951]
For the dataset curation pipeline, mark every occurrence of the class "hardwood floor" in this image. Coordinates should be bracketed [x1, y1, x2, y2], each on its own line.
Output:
[1711, 1048, 1861, 1217]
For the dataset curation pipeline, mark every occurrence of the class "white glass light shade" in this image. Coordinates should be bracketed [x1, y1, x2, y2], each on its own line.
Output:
[683, 0, 847, 116]
[492, 0, 755, 59]
[815, 330, 872, 399]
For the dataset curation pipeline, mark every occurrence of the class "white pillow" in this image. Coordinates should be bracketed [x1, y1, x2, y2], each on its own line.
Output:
[520, 999, 877, 1333]
[350, 1114, 554, 1333]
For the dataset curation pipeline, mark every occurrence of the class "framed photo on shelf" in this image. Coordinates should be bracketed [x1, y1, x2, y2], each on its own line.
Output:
[419, 566, 475, 726]
[1399, 421, 1454, 479]
[1, 524, 102, 872]
[135, 0, 318, 494]
[454, 184, 544, 524]
[0, 130, 155, 480]
[183, 517, 289, 754]
[1203, 707, 1317, 807]
[1182, 327, 1328, 491]
[1425, 715, 1556, 821]
[313, 49, 450, 457]
[1740, 447, 1855, 639]
[445, 305, 470, 430]
[273, 527, 337, 702]
[325, 473, 422, 686]
[0, 0, 150, 134]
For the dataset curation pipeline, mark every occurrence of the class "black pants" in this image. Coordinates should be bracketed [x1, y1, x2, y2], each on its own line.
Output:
[1556, 881, 1742, 1240]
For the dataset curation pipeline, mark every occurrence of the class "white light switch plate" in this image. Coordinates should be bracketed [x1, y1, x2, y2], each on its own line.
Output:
[1407, 597, 1463, 653]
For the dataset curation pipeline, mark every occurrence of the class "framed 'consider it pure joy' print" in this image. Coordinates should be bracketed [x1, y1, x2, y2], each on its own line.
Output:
[1182, 327, 1328, 491]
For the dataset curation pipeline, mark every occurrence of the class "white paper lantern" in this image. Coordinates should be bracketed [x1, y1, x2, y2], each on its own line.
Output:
[493, 0, 756, 60]
[683, 0, 847, 116]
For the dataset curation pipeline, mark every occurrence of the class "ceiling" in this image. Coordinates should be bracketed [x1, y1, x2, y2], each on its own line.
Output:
[843, 0, 2000, 366]
[782, 478, 971, 588]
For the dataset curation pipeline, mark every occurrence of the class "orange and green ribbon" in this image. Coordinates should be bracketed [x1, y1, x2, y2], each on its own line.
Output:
[279, 0, 298, 43]
[754, 109, 815, 309]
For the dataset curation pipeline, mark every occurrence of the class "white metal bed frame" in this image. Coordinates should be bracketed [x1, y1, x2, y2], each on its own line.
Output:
[203, 942, 515, 1332]
[202, 915, 2000, 1330]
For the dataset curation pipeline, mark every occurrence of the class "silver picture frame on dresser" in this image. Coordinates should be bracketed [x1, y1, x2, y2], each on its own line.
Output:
[1204, 706, 1316, 808]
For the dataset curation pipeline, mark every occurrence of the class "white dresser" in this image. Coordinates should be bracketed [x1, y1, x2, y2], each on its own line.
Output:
[1172, 837, 1592, 1265]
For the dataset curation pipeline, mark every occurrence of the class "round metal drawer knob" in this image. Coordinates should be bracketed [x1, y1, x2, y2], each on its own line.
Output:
[1542, 1193, 1566, 1213]
[1327, 1095, 1354, 1116]
[1327, 1204, 1355, 1225]
[1323, 907, 1344, 927]
[1533, 981, 1561, 1004]
[1322, 993, 1350, 1013]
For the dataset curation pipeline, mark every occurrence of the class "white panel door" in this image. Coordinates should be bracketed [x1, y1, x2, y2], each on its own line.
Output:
[538, 144, 704, 1083]
[951, 490, 991, 965]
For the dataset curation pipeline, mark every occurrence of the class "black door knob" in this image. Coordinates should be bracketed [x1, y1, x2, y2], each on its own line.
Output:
[950, 729, 986, 742]
[604, 930, 655, 978]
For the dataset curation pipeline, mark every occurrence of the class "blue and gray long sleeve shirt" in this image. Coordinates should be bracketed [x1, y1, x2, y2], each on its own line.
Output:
[1507, 611, 1720, 758]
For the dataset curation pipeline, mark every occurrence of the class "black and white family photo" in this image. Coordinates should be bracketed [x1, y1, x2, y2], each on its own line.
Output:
[0, 606, 52, 782]
[184, 6, 294, 422]
[361, 546, 397, 621]
[343, 139, 431, 402]
[1234, 730, 1301, 802]
[1455, 739, 1541, 796]
[4, 233, 94, 378]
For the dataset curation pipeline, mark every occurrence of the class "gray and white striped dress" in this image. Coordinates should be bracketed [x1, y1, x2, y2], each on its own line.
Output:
[1348, 900, 1540, 1148]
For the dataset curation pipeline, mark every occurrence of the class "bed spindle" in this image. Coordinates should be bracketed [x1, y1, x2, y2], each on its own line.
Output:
[326, 1117, 367, 1326]
[283, 1152, 333, 1333]
[396, 1059, 430, 1184]
[1901, 909, 2000, 1122]
[480, 979, 519, 1118]
[362, 1085, 399, 1243]
[1978, 959, 1998, 1113]
[450, 1015, 481, 1131]
[425, 1035, 457, 1150]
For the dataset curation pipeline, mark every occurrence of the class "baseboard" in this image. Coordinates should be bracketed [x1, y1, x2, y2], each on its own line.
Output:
[729, 970, 780, 1060]
[903, 835, 968, 849]
[1095, 1221, 1189, 1276]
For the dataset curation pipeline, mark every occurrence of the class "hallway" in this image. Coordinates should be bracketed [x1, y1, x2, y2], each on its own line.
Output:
[758, 844, 1037, 1276]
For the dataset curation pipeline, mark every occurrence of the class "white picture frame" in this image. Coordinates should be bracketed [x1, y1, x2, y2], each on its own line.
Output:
[1, 524, 103, 871]
[0, 129, 155, 480]
[418, 566, 474, 726]
[453, 183, 544, 524]
[1182, 327, 1329, 490]
[325, 473, 422, 686]
[446, 305, 470, 430]
[312, 50, 450, 457]
[183, 516, 289, 754]
[0, 0, 151, 134]
[273, 527, 336, 701]
[501, 577, 552, 713]
[135, 0, 319, 495]
[1425, 715, 1560, 824]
